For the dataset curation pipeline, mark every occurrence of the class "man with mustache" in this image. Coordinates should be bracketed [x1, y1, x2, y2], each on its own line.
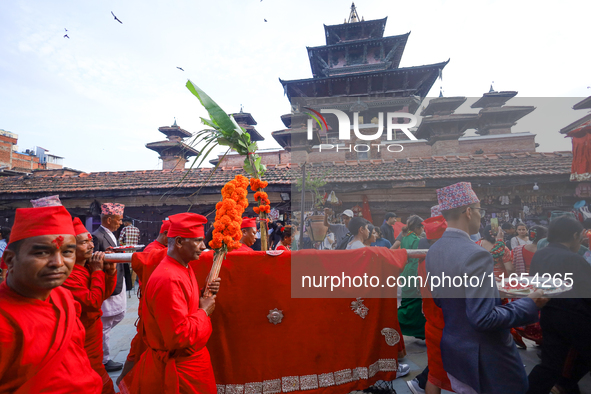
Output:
[126, 212, 220, 393]
[0, 205, 102, 393]
[62, 217, 118, 394]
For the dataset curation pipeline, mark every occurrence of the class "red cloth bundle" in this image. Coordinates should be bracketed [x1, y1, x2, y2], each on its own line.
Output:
[190, 248, 408, 393]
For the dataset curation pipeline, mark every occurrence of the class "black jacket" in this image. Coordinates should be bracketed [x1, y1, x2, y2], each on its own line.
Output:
[380, 223, 395, 245]
[529, 243, 591, 318]
[92, 226, 129, 296]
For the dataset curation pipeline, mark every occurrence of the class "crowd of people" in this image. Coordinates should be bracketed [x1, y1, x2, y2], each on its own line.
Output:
[0, 183, 590, 393]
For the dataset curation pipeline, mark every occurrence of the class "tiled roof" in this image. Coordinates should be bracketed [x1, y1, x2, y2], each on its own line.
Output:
[0, 152, 573, 195]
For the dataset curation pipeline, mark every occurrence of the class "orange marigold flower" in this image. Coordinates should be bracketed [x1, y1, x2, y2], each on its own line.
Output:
[254, 191, 268, 201]
[253, 206, 260, 214]
[249, 178, 258, 191]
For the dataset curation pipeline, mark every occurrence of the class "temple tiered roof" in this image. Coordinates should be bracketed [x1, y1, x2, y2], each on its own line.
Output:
[279, 4, 447, 102]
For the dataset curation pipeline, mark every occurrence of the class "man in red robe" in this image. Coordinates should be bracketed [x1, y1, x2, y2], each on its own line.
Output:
[62, 217, 118, 394]
[118, 219, 171, 384]
[0, 205, 102, 393]
[126, 212, 220, 393]
[143, 219, 170, 253]
[410, 215, 453, 394]
[117, 246, 167, 386]
[235, 217, 257, 252]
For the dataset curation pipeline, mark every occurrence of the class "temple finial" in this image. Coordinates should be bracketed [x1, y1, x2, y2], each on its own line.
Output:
[173, 117, 177, 126]
[439, 87, 443, 98]
[348, 2, 360, 23]
[489, 81, 495, 93]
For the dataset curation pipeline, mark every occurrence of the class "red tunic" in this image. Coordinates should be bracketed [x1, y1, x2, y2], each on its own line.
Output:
[522, 247, 535, 274]
[127, 255, 215, 394]
[144, 240, 167, 253]
[62, 264, 117, 394]
[125, 247, 168, 365]
[0, 283, 102, 393]
[417, 260, 453, 392]
[234, 243, 252, 252]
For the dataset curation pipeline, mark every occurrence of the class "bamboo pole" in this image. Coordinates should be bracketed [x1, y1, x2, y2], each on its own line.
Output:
[299, 163, 306, 250]
[260, 214, 268, 251]
[203, 251, 226, 297]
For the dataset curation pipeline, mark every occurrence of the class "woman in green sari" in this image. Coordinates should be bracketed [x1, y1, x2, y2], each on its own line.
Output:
[397, 215, 426, 339]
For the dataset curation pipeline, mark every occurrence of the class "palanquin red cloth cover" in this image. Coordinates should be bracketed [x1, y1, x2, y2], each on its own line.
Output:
[568, 119, 591, 182]
[190, 248, 408, 394]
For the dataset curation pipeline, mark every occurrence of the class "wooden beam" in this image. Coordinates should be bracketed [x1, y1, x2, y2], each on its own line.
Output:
[345, 47, 349, 66]
[384, 41, 401, 62]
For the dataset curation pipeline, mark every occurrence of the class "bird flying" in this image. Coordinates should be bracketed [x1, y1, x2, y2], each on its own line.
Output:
[264, 19, 267, 22]
[64, 34, 69, 39]
[177, 67, 184, 71]
[111, 11, 123, 24]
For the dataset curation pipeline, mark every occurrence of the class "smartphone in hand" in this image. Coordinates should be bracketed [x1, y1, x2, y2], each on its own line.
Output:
[490, 218, 499, 235]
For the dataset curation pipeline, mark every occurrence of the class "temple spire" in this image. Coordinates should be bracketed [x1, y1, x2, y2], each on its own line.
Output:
[173, 117, 177, 126]
[347, 3, 360, 23]
[489, 81, 495, 93]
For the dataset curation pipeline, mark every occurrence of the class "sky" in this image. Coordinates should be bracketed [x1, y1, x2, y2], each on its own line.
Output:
[1, 0, 589, 173]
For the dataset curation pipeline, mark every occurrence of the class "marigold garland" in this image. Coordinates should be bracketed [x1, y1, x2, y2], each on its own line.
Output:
[251, 181, 271, 214]
[250, 178, 268, 191]
[209, 175, 249, 251]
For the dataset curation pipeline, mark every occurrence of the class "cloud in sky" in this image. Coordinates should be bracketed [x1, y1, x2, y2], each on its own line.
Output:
[0, 0, 589, 172]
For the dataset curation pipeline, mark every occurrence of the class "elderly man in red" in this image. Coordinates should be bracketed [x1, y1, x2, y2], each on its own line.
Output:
[143, 219, 170, 253]
[0, 205, 102, 393]
[126, 212, 220, 393]
[236, 217, 257, 252]
[62, 217, 118, 394]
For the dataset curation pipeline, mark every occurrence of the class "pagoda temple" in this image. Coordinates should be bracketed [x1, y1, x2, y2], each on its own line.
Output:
[274, 3, 448, 154]
[146, 120, 199, 170]
[471, 90, 535, 136]
[209, 109, 266, 166]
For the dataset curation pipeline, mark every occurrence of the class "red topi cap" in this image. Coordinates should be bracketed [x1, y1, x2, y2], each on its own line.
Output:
[422, 215, 448, 240]
[9, 206, 75, 245]
[241, 217, 257, 229]
[160, 220, 171, 234]
[168, 213, 207, 238]
[72, 217, 90, 236]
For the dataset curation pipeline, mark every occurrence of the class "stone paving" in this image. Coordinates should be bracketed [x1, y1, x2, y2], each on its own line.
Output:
[107, 287, 591, 393]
